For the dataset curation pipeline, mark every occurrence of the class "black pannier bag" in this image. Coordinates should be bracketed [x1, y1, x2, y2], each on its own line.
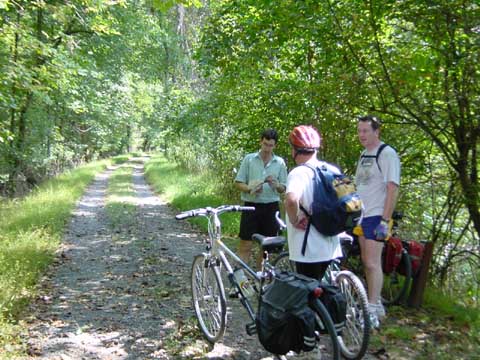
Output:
[256, 271, 319, 355]
[318, 283, 347, 333]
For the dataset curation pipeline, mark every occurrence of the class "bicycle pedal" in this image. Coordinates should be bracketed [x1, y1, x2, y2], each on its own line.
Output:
[246, 322, 257, 335]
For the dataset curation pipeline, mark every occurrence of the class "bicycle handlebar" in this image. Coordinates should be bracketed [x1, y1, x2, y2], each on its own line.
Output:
[275, 211, 287, 230]
[175, 205, 255, 220]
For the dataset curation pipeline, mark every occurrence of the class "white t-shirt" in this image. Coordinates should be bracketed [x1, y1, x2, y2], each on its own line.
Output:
[355, 143, 401, 217]
[286, 159, 343, 263]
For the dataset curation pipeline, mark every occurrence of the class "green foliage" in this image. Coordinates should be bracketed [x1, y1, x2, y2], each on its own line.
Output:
[168, 0, 480, 305]
[146, 151, 479, 358]
[382, 323, 417, 341]
[0, 160, 108, 353]
[0, 0, 478, 316]
[0, 0, 197, 194]
[424, 287, 479, 331]
[145, 154, 241, 236]
[111, 154, 131, 165]
[373, 303, 479, 359]
[151, 0, 202, 12]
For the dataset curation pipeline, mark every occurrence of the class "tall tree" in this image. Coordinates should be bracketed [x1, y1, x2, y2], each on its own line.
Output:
[327, 0, 480, 240]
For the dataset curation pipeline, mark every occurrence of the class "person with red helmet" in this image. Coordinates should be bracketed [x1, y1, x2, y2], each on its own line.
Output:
[288, 125, 321, 153]
[285, 125, 343, 280]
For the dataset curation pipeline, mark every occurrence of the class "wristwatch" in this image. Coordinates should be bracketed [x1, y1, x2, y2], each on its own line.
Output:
[381, 217, 390, 223]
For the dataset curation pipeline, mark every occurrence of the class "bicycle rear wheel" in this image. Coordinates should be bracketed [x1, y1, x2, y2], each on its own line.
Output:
[310, 298, 341, 360]
[382, 250, 412, 305]
[334, 270, 370, 359]
[191, 254, 227, 343]
[272, 251, 296, 272]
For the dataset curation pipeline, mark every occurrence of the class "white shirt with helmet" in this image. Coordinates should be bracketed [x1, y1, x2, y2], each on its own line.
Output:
[286, 158, 343, 263]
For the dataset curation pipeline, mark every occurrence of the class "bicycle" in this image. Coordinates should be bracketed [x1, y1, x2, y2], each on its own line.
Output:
[340, 211, 413, 306]
[273, 238, 370, 359]
[175, 205, 340, 359]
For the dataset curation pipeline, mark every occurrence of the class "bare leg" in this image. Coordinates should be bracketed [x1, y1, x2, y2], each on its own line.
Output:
[238, 240, 253, 265]
[238, 240, 263, 270]
[255, 250, 263, 271]
[359, 236, 384, 303]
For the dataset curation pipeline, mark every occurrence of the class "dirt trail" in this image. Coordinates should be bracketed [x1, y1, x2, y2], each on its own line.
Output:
[24, 159, 284, 359]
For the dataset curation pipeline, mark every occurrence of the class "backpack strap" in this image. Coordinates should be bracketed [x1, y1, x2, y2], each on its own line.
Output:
[300, 219, 311, 256]
[375, 143, 389, 173]
[360, 143, 389, 173]
[298, 163, 330, 256]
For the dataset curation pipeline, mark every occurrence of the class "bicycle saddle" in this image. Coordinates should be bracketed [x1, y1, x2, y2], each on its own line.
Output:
[251, 234, 286, 253]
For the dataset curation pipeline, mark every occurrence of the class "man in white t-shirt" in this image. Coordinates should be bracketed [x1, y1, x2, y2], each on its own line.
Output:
[354, 115, 401, 327]
[285, 125, 343, 280]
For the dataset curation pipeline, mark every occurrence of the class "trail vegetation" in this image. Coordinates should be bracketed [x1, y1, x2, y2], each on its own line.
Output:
[0, 0, 479, 356]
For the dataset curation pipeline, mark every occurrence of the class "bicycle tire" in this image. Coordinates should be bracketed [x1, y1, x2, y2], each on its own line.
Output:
[272, 251, 296, 272]
[310, 298, 341, 360]
[334, 270, 370, 359]
[382, 250, 412, 305]
[191, 254, 227, 343]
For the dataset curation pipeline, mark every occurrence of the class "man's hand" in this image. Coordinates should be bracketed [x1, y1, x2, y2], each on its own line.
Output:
[285, 192, 307, 229]
[265, 175, 279, 190]
[248, 179, 264, 194]
[374, 220, 389, 241]
[293, 216, 309, 230]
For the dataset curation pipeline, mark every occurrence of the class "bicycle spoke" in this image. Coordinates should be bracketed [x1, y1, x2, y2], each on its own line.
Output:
[334, 271, 370, 359]
[191, 254, 226, 343]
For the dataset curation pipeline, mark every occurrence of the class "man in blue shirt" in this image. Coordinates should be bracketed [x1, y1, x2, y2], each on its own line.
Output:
[235, 129, 287, 269]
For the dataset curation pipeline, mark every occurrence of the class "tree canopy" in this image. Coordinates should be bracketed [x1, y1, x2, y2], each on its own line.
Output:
[0, 0, 478, 304]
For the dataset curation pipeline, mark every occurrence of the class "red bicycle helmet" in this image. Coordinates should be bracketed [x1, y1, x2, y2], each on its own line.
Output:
[289, 125, 321, 150]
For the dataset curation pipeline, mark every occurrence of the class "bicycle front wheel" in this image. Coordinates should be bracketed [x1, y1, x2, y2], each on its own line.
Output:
[334, 270, 370, 359]
[191, 254, 227, 343]
[382, 250, 412, 305]
[310, 298, 341, 360]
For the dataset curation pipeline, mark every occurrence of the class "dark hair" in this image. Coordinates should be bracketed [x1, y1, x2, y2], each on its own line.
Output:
[358, 115, 381, 131]
[261, 128, 278, 143]
[295, 148, 316, 154]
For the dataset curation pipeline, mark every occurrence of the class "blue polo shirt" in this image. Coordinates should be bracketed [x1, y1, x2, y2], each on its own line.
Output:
[235, 151, 287, 203]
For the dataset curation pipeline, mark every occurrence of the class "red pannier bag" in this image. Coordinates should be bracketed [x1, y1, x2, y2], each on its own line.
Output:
[382, 236, 403, 274]
[400, 240, 425, 276]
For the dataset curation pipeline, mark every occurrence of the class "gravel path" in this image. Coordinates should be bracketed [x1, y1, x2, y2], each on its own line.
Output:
[24, 159, 288, 360]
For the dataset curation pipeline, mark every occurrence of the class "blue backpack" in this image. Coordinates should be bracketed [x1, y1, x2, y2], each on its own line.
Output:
[300, 163, 363, 256]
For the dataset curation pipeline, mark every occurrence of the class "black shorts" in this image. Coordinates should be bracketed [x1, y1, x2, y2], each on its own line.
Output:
[239, 201, 280, 241]
[295, 261, 331, 281]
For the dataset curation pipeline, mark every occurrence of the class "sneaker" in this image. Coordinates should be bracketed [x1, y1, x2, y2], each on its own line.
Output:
[369, 312, 380, 329]
[375, 301, 386, 320]
[368, 303, 382, 329]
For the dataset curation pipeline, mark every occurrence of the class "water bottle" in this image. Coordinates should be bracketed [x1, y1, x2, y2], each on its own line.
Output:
[233, 268, 254, 298]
